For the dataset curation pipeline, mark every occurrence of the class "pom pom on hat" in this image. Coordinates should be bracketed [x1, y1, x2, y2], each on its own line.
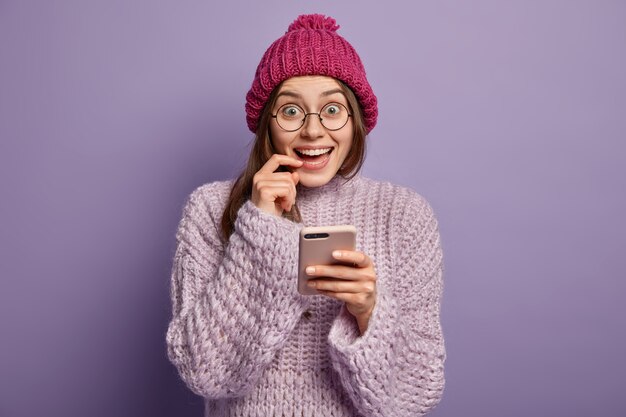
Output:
[286, 14, 340, 32]
[245, 14, 378, 134]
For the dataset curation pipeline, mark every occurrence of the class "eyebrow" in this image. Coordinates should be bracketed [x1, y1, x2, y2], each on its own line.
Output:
[276, 88, 345, 99]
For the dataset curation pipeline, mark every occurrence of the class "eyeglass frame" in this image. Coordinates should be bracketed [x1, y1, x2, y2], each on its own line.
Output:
[270, 102, 353, 132]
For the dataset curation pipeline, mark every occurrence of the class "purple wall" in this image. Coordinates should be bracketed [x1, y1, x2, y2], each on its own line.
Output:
[1, 1, 625, 416]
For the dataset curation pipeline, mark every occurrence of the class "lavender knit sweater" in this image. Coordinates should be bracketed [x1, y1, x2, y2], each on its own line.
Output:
[166, 174, 445, 417]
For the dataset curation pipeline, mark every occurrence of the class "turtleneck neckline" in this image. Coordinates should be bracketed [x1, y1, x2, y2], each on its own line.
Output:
[296, 174, 362, 200]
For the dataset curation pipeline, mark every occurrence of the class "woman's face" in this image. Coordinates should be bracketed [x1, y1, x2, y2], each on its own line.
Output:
[269, 75, 354, 188]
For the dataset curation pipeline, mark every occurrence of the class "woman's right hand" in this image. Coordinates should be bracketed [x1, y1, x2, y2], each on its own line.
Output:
[251, 154, 303, 217]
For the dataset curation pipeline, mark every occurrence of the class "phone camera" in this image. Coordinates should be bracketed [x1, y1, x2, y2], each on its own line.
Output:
[304, 233, 329, 240]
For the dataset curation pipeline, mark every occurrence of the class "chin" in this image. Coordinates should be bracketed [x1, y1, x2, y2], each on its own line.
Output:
[297, 171, 336, 188]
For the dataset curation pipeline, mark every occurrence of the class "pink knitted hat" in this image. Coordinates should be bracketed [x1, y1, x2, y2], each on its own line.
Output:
[245, 14, 378, 134]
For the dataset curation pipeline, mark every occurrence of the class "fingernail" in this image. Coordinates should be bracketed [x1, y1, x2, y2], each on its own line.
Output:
[307, 281, 316, 288]
[306, 266, 315, 274]
[332, 250, 342, 258]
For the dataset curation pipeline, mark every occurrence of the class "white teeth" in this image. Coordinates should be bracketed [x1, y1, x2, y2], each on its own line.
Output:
[297, 147, 332, 156]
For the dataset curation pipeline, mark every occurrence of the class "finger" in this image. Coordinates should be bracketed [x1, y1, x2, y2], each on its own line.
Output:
[255, 172, 298, 182]
[279, 180, 297, 212]
[291, 171, 300, 187]
[331, 250, 371, 268]
[257, 183, 293, 196]
[307, 278, 374, 293]
[305, 264, 375, 281]
[254, 173, 296, 191]
[314, 290, 365, 306]
[260, 180, 297, 209]
[258, 184, 294, 207]
[258, 154, 303, 175]
[253, 173, 299, 196]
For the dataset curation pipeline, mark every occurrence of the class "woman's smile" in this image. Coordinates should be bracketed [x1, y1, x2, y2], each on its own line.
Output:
[292, 145, 335, 170]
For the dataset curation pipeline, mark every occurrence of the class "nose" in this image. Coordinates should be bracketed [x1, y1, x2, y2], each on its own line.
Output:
[300, 113, 325, 139]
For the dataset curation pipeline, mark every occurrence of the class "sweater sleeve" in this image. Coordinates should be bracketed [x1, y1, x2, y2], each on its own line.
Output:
[165, 186, 309, 399]
[327, 194, 446, 416]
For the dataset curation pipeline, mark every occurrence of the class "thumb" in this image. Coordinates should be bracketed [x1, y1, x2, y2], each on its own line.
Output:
[291, 171, 300, 186]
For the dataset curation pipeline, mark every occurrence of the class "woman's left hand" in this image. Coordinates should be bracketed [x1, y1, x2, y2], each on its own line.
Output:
[306, 250, 377, 335]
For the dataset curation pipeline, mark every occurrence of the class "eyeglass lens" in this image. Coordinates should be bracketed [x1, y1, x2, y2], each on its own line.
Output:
[275, 103, 350, 131]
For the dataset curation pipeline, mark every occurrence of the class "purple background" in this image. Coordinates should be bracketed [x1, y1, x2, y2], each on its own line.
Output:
[1, 1, 625, 416]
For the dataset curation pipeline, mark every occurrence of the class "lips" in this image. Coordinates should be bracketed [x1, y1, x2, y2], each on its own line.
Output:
[292, 146, 334, 170]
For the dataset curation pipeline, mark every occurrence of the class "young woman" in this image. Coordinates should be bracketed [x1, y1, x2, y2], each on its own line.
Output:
[166, 14, 446, 417]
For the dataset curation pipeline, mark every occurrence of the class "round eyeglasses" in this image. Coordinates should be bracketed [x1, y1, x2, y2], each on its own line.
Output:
[271, 102, 352, 132]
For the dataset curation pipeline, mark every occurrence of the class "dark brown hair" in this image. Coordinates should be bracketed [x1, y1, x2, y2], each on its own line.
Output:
[220, 79, 368, 241]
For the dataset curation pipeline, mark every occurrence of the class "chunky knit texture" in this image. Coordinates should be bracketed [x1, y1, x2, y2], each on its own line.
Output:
[166, 174, 446, 417]
[245, 14, 378, 133]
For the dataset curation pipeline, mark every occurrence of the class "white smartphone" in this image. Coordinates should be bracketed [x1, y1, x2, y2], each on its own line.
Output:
[298, 225, 357, 295]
